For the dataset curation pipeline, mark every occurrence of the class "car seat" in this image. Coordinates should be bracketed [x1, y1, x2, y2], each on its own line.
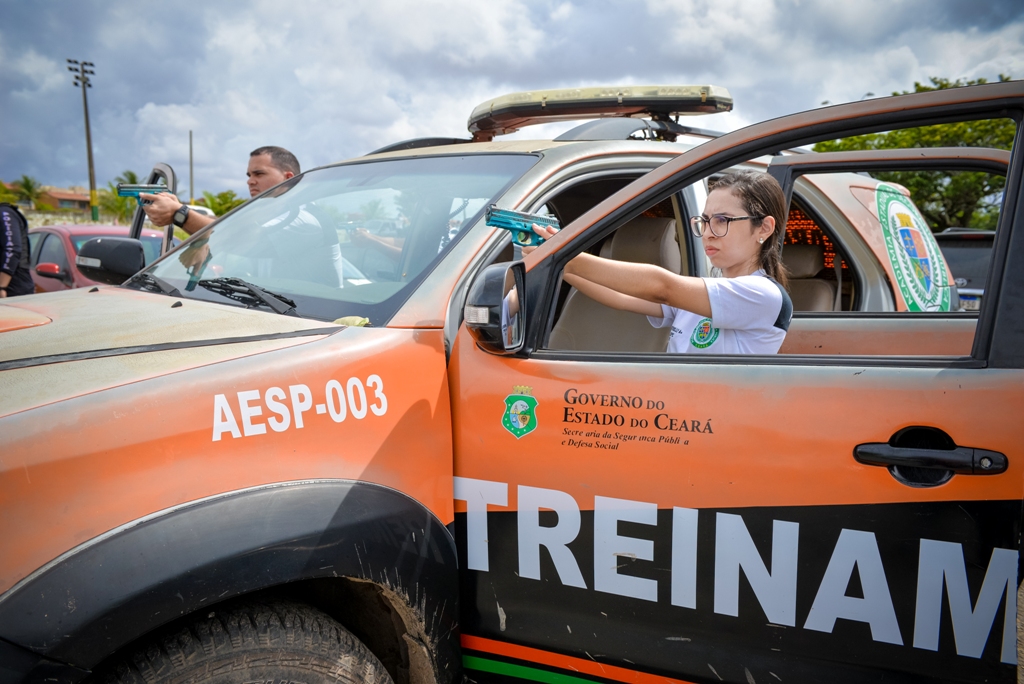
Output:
[548, 217, 681, 351]
[784, 244, 837, 311]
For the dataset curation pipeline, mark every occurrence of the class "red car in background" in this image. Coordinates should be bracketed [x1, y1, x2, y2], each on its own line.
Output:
[26, 225, 170, 293]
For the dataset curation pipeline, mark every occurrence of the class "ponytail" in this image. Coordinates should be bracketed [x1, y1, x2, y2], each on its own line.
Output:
[710, 171, 789, 290]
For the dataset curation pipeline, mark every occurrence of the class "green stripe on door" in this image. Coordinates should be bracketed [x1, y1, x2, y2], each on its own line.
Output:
[463, 655, 597, 684]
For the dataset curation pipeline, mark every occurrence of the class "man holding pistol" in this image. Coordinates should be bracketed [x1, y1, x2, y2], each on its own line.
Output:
[141, 146, 300, 234]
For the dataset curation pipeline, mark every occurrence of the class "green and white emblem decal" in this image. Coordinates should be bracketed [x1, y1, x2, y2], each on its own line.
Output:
[876, 183, 950, 311]
[502, 385, 538, 439]
[690, 317, 720, 349]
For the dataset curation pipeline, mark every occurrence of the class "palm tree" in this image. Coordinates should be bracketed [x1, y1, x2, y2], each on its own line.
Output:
[202, 190, 246, 216]
[15, 175, 42, 210]
[100, 170, 141, 224]
[115, 170, 140, 185]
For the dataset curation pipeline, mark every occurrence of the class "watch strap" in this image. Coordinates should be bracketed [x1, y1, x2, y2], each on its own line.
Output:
[172, 204, 190, 228]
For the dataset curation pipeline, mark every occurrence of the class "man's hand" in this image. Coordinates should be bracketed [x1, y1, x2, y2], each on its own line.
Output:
[140, 193, 183, 227]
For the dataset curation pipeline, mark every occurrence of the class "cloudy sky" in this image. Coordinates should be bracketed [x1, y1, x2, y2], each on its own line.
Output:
[2, 0, 1022, 199]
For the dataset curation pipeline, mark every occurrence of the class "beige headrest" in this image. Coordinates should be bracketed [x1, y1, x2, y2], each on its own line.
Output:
[784, 244, 825, 278]
[599, 217, 681, 274]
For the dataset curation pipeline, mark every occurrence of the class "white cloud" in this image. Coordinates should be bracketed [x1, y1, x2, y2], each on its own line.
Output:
[10, 49, 66, 97]
[550, 2, 574, 21]
[1, 0, 1022, 196]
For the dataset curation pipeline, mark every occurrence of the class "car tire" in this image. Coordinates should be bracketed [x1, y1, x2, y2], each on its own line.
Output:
[98, 600, 393, 684]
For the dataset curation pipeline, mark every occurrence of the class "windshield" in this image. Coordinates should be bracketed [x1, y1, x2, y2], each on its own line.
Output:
[142, 154, 537, 323]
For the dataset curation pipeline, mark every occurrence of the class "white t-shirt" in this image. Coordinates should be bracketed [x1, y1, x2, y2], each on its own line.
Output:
[647, 270, 792, 354]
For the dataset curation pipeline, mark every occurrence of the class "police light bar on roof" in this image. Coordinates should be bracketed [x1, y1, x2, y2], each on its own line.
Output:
[468, 84, 733, 141]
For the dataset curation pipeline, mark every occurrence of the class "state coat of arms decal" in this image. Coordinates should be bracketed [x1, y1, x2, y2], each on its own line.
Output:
[502, 385, 538, 439]
[876, 183, 950, 312]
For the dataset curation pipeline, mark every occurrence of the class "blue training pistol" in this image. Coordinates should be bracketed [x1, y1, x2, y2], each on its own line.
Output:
[117, 183, 173, 206]
[485, 205, 560, 247]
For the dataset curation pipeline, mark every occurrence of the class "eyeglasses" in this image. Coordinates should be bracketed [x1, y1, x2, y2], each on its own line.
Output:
[689, 214, 764, 238]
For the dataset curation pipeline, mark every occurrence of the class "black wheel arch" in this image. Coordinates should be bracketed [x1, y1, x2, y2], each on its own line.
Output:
[0, 480, 460, 684]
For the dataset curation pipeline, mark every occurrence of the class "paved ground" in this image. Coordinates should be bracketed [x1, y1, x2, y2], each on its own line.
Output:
[1018, 582, 1022, 683]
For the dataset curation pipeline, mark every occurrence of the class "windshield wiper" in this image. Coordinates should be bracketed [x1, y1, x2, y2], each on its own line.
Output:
[196, 277, 298, 316]
[124, 272, 182, 297]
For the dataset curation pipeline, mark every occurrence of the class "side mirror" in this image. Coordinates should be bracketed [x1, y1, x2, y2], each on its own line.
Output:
[35, 263, 64, 279]
[464, 262, 526, 354]
[76, 237, 146, 286]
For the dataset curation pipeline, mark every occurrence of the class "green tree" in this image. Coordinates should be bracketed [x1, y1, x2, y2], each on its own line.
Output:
[0, 180, 19, 204]
[14, 175, 42, 210]
[202, 190, 246, 216]
[100, 170, 141, 224]
[813, 75, 1014, 231]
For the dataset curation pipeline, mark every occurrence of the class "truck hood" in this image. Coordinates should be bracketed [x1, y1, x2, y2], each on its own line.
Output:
[0, 288, 339, 417]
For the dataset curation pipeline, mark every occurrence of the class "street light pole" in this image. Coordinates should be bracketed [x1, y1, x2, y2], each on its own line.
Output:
[67, 59, 99, 221]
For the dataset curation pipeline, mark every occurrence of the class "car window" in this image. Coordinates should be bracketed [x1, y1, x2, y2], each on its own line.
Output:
[27, 232, 43, 265]
[782, 200, 856, 311]
[544, 194, 685, 354]
[793, 167, 1004, 316]
[934, 230, 994, 310]
[539, 155, 1007, 357]
[37, 234, 69, 272]
[139, 236, 164, 266]
[146, 154, 539, 324]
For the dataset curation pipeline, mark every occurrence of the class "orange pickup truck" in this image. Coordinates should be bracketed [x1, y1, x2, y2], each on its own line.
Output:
[1, 81, 1021, 684]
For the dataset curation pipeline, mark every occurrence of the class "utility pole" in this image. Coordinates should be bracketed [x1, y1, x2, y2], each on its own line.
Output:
[189, 130, 194, 205]
[67, 59, 99, 221]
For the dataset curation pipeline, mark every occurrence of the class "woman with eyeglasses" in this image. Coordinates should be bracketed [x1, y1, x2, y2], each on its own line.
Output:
[529, 170, 792, 354]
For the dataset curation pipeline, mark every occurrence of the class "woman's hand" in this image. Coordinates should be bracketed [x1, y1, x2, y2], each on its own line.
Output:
[521, 223, 560, 256]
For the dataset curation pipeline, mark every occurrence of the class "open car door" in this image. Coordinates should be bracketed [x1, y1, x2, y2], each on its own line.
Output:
[129, 162, 178, 255]
[452, 81, 1024, 683]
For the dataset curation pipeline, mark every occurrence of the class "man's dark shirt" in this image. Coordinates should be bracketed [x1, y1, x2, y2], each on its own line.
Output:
[1, 203, 35, 297]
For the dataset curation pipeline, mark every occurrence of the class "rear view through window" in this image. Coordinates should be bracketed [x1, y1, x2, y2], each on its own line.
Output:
[934, 228, 996, 309]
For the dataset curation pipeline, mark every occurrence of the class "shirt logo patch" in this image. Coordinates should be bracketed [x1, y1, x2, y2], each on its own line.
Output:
[502, 385, 538, 439]
[690, 318, 719, 349]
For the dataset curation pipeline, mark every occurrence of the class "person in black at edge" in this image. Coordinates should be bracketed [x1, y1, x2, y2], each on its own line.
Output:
[0, 202, 35, 298]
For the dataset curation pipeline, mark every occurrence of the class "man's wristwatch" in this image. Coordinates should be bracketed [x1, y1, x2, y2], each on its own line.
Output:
[172, 204, 190, 228]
